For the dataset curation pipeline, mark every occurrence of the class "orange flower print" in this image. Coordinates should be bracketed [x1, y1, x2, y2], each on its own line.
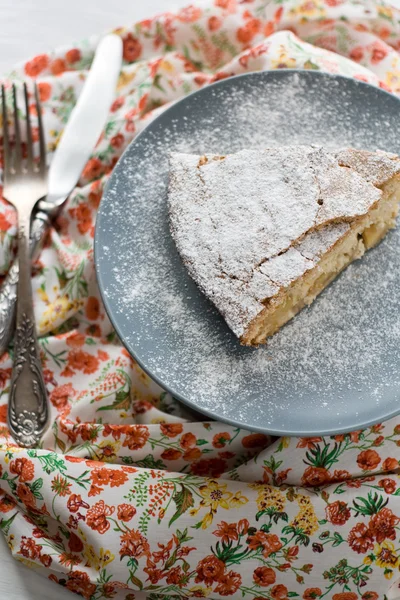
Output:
[73, 203, 93, 234]
[357, 449, 381, 471]
[68, 350, 99, 374]
[362, 593, 379, 600]
[160, 423, 183, 437]
[370, 41, 389, 64]
[0, 493, 15, 513]
[51, 58, 67, 75]
[369, 508, 400, 543]
[66, 571, 97, 600]
[161, 448, 182, 461]
[213, 521, 238, 544]
[212, 432, 231, 448]
[0, 404, 6, 423]
[37, 82, 51, 102]
[195, 555, 225, 586]
[271, 585, 288, 599]
[66, 332, 86, 348]
[237, 18, 261, 45]
[347, 523, 374, 553]
[325, 501, 351, 526]
[67, 494, 89, 513]
[86, 500, 114, 534]
[178, 6, 203, 22]
[110, 133, 124, 149]
[91, 467, 128, 489]
[111, 96, 124, 112]
[66, 48, 81, 63]
[122, 425, 150, 450]
[215, 0, 237, 10]
[120, 529, 150, 559]
[332, 594, 358, 600]
[9, 458, 34, 482]
[123, 33, 142, 62]
[68, 532, 84, 553]
[379, 478, 397, 494]
[301, 466, 331, 487]
[208, 16, 222, 31]
[303, 589, 322, 600]
[191, 457, 227, 478]
[118, 504, 136, 522]
[183, 447, 202, 461]
[24, 54, 49, 77]
[297, 437, 322, 449]
[50, 383, 75, 410]
[180, 432, 197, 449]
[0, 212, 12, 232]
[214, 570, 241, 595]
[18, 536, 42, 559]
[82, 157, 103, 180]
[88, 180, 103, 209]
[86, 296, 100, 320]
[242, 433, 269, 449]
[253, 566, 276, 586]
[16, 483, 36, 509]
[248, 531, 282, 557]
[382, 457, 399, 471]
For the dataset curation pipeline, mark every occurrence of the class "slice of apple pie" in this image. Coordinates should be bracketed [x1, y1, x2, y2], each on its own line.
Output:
[168, 146, 400, 346]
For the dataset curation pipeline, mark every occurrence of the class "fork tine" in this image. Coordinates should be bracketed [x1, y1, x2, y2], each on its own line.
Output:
[34, 83, 46, 175]
[23, 83, 33, 171]
[12, 84, 22, 172]
[1, 84, 10, 181]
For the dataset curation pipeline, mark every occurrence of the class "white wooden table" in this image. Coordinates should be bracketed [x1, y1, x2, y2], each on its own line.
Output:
[1, 0, 400, 598]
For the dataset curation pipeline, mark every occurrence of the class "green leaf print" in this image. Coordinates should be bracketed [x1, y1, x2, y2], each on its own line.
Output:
[135, 455, 166, 470]
[96, 389, 131, 412]
[0, 512, 17, 535]
[38, 453, 67, 475]
[169, 484, 194, 526]
[352, 492, 389, 516]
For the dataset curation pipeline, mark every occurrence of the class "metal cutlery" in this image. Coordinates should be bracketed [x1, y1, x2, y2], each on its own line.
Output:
[2, 82, 49, 447]
[0, 33, 122, 357]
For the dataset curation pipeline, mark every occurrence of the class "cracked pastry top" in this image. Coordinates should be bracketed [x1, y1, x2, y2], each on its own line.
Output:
[168, 146, 400, 346]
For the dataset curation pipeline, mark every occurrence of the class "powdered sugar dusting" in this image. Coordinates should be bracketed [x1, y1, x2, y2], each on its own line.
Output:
[168, 146, 388, 337]
[96, 71, 400, 435]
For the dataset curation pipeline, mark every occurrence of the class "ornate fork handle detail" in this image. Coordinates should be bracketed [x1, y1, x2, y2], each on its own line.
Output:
[0, 211, 52, 356]
[8, 312, 48, 447]
[7, 216, 49, 447]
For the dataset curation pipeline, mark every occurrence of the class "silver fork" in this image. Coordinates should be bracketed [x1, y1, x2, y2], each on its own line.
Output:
[2, 82, 49, 447]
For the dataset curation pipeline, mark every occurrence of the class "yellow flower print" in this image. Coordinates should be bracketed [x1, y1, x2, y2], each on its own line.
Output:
[230, 490, 248, 508]
[16, 557, 41, 569]
[84, 545, 115, 571]
[189, 586, 212, 597]
[201, 512, 214, 530]
[290, 496, 319, 536]
[251, 484, 286, 513]
[117, 70, 136, 91]
[7, 534, 14, 552]
[199, 480, 233, 512]
[92, 440, 121, 463]
[39, 295, 82, 334]
[290, 0, 326, 20]
[378, 5, 394, 21]
[99, 547, 115, 568]
[160, 59, 175, 73]
[386, 71, 400, 92]
[271, 49, 297, 70]
[374, 541, 400, 571]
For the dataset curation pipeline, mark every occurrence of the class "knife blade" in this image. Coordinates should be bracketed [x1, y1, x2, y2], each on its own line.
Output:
[0, 33, 122, 355]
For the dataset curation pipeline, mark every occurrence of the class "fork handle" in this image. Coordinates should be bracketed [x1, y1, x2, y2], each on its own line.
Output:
[0, 212, 51, 357]
[7, 211, 48, 447]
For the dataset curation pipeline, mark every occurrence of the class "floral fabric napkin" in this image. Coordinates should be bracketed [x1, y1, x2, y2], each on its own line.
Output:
[2, 1, 400, 598]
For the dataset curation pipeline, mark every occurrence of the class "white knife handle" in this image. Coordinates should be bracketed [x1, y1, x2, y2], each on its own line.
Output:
[47, 34, 122, 199]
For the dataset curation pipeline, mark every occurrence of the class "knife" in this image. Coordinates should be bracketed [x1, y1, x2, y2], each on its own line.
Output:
[0, 33, 122, 355]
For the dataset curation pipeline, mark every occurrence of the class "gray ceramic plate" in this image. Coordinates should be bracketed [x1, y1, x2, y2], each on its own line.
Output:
[95, 70, 400, 436]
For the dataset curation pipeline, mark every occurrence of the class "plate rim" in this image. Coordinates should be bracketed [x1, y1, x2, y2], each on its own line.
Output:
[95, 68, 400, 436]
